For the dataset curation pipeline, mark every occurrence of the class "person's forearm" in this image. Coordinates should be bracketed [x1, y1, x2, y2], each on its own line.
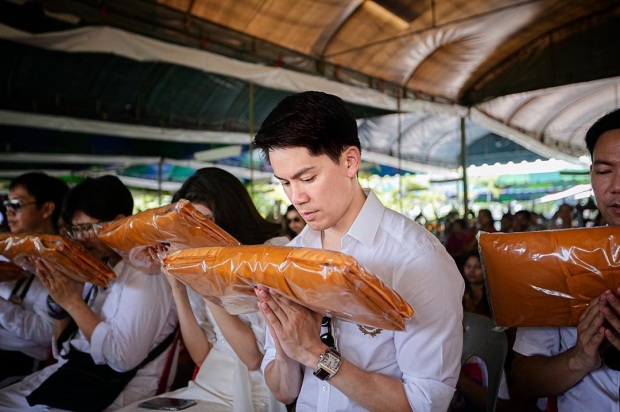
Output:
[329, 360, 412, 412]
[264, 356, 304, 405]
[64, 299, 101, 342]
[512, 351, 591, 397]
[173, 288, 211, 365]
[205, 301, 263, 370]
[0, 297, 53, 345]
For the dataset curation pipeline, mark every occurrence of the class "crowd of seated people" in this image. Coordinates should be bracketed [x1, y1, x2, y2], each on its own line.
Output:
[1, 94, 617, 412]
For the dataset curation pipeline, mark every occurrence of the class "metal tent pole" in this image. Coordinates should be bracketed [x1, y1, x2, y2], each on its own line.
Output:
[460, 117, 469, 218]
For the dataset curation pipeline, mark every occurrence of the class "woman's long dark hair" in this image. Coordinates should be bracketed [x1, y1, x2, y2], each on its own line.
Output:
[173, 168, 281, 245]
[459, 250, 491, 317]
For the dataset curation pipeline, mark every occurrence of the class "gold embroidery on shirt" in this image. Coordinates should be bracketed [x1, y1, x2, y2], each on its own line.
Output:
[357, 324, 382, 337]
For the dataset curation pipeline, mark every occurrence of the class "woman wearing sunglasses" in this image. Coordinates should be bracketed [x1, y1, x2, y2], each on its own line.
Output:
[0, 172, 68, 388]
[285, 205, 306, 239]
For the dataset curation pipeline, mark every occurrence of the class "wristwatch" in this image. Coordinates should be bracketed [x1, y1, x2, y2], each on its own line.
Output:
[313, 348, 342, 380]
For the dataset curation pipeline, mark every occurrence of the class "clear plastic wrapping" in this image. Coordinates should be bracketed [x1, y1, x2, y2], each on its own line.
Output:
[477, 226, 620, 328]
[0, 234, 116, 287]
[162, 245, 414, 331]
[95, 200, 240, 273]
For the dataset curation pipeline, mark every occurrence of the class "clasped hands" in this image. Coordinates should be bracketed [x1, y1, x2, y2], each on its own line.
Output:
[255, 286, 325, 369]
[31, 257, 84, 312]
[573, 288, 620, 372]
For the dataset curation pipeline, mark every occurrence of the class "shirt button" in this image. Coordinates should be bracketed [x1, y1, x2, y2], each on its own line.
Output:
[322, 386, 327, 391]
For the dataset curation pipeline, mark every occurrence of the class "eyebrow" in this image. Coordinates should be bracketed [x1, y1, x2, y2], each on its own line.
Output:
[592, 160, 615, 166]
[273, 166, 315, 181]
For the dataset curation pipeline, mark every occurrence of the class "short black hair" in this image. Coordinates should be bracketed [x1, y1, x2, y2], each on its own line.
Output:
[62, 175, 133, 223]
[172, 168, 280, 245]
[515, 210, 531, 221]
[10, 172, 69, 229]
[253, 91, 360, 164]
[585, 109, 620, 158]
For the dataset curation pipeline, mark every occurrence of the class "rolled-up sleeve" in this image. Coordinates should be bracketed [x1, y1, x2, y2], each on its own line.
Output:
[89, 268, 173, 372]
[395, 242, 464, 412]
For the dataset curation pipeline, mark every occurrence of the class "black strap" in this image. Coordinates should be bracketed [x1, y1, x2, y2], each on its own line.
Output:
[10, 274, 35, 301]
[56, 285, 99, 357]
[138, 325, 179, 369]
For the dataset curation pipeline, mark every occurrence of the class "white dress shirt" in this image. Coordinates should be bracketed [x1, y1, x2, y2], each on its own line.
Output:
[514, 326, 620, 412]
[261, 190, 464, 412]
[0, 275, 53, 361]
[0, 259, 178, 411]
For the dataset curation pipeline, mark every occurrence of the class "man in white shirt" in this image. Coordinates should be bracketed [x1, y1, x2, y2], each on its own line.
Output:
[0, 175, 177, 411]
[513, 108, 620, 411]
[0, 172, 68, 387]
[253, 91, 464, 412]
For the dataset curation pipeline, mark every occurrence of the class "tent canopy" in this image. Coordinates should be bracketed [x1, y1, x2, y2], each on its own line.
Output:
[1, 0, 618, 185]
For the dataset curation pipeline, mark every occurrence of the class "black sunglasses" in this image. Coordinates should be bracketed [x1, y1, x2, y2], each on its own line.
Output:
[320, 316, 337, 350]
[3, 199, 37, 213]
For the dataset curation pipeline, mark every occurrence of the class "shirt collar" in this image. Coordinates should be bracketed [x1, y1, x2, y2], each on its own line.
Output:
[298, 189, 384, 249]
[347, 189, 384, 248]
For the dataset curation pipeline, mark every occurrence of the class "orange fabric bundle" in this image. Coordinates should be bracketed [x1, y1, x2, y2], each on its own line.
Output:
[162, 245, 414, 331]
[0, 234, 116, 287]
[0, 261, 27, 282]
[478, 226, 620, 328]
[95, 200, 239, 273]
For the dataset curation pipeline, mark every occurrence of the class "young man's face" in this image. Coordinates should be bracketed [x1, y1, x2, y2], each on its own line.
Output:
[6, 184, 51, 234]
[270, 147, 359, 233]
[591, 129, 620, 227]
[70, 210, 120, 265]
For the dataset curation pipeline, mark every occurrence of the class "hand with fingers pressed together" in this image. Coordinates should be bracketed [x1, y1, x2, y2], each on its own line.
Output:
[32, 257, 85, 313]
[600, 288, 620, 349]
[512, 108, 620, 410]
[255, 286, 324, 368]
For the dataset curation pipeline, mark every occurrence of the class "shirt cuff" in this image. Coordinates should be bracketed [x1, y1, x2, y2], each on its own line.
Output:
[403, 374, 456, 412]
[89, 321, 112, 365]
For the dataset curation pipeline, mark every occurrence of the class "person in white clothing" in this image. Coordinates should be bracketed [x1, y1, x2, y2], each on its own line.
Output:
[513, 108, 620, 411]
[118, 167, 287, 412]
[0, 172, 68, 387]
[252, 91, 464, 412]
[0, 175, 177, 411]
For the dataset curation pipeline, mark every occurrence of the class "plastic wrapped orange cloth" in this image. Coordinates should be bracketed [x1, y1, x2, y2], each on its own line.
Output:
[478, 226, 620, 328]
[0, 261, 27, 282]
[162, 245, 414, 331]
[0, 234, 116, 287]
[94, 199, 240, 274]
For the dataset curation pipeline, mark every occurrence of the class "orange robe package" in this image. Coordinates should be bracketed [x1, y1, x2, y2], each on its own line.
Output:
[95, 200, 240, 273]
[478, 226, 620, 328]
[162, 245, 414, 331]
[0, 234, 116, 287]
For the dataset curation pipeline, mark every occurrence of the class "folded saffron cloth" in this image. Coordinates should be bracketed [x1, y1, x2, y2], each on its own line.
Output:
[478, 226, 620, 328]
[163, 245, 414, 331]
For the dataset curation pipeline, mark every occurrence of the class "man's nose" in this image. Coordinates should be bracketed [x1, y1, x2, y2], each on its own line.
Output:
[289, 184, 308, 205]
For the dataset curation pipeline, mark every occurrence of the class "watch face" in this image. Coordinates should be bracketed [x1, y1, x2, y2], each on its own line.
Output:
[320, 352, 341, 373]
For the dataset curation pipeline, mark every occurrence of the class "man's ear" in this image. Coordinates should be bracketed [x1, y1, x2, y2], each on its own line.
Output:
[343, 146, 361, 178]
[41, 201, 55, 220]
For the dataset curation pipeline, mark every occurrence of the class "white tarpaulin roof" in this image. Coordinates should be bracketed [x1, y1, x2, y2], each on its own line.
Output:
[2, 0, 619, 181]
